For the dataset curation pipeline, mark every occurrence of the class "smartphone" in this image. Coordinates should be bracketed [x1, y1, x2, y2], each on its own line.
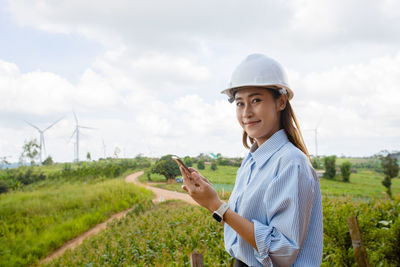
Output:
[172, 156, 191, 175]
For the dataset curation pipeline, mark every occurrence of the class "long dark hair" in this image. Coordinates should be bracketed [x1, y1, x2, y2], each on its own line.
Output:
[241, 87, 310, 160]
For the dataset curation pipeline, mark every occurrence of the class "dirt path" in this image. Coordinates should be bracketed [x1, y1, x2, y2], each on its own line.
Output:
[125, 171, 199, 205]
[39, 171, 197, 265]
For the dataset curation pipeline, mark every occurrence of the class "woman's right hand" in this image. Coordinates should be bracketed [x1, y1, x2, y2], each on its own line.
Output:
[180, 167, 222, 213]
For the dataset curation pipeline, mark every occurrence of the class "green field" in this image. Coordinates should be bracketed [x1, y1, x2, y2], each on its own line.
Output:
[43, 200, 234, 266]
[2, 156, 400, 266]
[44, 196, 400, 266]
[142, 164, 400, 199]
[139, 165, 238, 184]
[320, 169, 400, 198]
[0, 176, 154, 266]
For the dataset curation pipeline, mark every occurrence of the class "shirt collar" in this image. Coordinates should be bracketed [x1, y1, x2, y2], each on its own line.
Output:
[248, 129, 289, 168]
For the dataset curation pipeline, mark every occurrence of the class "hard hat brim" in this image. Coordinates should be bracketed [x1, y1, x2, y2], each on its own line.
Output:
[221, 84, 294, 102]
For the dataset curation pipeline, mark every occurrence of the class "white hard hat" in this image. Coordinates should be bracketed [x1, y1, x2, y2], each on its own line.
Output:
[221, 53, 293, 103]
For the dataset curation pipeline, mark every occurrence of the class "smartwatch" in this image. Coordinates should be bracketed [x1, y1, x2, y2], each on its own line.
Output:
[212, 203, 229, 223]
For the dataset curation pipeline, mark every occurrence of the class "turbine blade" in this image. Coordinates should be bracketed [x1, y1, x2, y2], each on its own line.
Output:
[68, 129, 77, 143]
[44, 116, 65, 131]
[73, 111, 78, 124]
[24, 120, 41, 131]
[79, 126, 96, 130]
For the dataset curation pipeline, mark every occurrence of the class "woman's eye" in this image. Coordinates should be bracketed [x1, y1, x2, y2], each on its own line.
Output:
[251, 98, 261, 103]
[236, 102, 244, 107]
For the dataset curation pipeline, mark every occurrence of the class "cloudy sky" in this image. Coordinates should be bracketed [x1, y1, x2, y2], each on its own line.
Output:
[1, 0, 399, 163]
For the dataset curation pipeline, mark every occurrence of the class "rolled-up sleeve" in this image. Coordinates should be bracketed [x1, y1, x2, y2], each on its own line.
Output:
[252, 160, 316, 266]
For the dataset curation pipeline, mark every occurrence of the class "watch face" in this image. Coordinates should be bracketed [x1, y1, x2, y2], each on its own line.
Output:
[213, 212, 222, 222]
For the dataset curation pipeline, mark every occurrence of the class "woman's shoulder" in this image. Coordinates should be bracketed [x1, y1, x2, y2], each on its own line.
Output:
[277, 141, 310, 166]
[266, 143, 317, 189]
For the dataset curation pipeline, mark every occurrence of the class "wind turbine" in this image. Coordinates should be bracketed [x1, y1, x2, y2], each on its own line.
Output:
[305, 117, 323, 157]
[102, 138, 107, 158]
[71, 112, 95, 162]
[24, 117, 64, 163]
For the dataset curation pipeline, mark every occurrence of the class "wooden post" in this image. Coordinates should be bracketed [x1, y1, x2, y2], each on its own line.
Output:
[190, 252, 204, 267]
[347, 216, 370, 267]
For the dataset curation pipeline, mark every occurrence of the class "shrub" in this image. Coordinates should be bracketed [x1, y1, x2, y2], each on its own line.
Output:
[0, 180, 9, 194]
[217, 158, 230, 166]
[324, 156, 336, 179]
[183, 156, 193, 167]
[233, 161, 241, 167]
[312, 157, 321, 169]
[197, 160, 205, 170]
[42, 155, 54, 165]
[340, 161, 352, 182]
[211, 162, 217, 171]
[381, 153, 399, 199]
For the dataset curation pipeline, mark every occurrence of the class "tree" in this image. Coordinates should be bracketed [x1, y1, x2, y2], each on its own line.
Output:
[151, 155, 181, 181]
[20, 138, 40, 165]
[381, 153, 399, 199]
[323, 156, 336, 179]
[86, 152, 91, 161]
[42, 155, 54, 166]
[340, 161, 352, 182]
[197, 160, 205, 170]
[0, 156, 10, 169]
[114, 147, 121, 158]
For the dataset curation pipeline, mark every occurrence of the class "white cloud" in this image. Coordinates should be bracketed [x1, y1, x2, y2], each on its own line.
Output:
[291, 52, 400, 156]
[290, 0, 400, 45]
[0, 54, 243, 162]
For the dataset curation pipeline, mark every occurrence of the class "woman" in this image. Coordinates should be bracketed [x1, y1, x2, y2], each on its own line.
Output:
[179, 54, 323, 267]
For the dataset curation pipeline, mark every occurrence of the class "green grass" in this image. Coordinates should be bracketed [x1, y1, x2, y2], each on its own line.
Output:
[198, 165, 239, 184]
[0, 177, 154, 267]
[43, 200, 235, 267]
[153, 182, 186, 193]
[141, 165, 239, 184]
[320, 169, 400, 198]
[138, 172, 166, 183]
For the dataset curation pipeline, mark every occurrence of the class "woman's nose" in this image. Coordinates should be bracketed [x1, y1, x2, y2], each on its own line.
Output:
[243, 104, 253, 118]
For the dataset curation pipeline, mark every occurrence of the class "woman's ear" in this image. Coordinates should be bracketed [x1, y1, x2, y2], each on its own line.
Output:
[276, 94, 288, 111]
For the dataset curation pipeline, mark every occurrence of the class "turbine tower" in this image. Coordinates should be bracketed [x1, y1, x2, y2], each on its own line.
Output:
[102, 138, 107, 158]
[305, 117, 323, 157]
[24, 117, 64, 163]
[71, 112, 95, 162]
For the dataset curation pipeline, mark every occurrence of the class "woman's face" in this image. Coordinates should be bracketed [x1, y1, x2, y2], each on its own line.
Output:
[235, 87, 286, 147]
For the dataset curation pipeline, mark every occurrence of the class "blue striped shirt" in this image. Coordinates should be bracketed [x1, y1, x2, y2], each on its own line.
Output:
[224, 129, 323, 266]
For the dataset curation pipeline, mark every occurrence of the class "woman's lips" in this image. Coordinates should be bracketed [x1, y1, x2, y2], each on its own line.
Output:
[244, 120, 261, 127]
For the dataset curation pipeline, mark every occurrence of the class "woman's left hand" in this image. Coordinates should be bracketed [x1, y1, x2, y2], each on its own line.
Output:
[180, 167, 223, 212]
